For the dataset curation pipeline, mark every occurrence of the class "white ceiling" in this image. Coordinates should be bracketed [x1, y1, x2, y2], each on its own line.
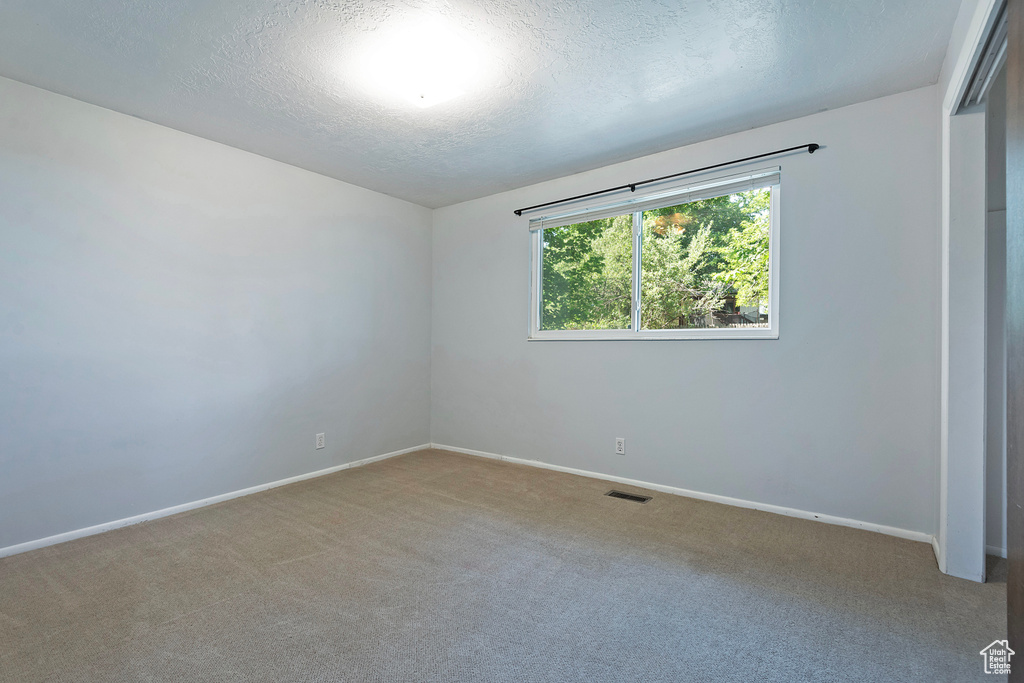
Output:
[0, 0, 961, 208]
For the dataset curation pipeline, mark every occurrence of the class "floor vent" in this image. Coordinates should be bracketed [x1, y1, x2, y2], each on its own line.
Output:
[605, 490, 651, 503]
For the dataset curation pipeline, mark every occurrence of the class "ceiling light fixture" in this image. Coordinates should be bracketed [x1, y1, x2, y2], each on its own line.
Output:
[351, 17, 488, 109]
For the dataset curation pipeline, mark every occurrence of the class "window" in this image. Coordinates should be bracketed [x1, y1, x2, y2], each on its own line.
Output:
[529, 168, 779, 340]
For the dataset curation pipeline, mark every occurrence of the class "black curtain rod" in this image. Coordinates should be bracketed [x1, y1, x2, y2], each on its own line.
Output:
[513, 143, 820, 217]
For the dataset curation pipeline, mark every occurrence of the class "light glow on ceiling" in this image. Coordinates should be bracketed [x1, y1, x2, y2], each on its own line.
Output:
[351, 17, 489, 108]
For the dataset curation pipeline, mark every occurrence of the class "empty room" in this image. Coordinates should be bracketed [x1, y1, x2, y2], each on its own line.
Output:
[1, 0, 1021, 681]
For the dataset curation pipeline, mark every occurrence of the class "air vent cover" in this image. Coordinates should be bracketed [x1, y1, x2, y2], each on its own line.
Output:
[605, 490, 651, 503]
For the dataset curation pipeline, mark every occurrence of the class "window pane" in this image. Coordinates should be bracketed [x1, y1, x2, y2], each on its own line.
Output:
[640, 188, 770, 330]
[540, 214, 633, 330]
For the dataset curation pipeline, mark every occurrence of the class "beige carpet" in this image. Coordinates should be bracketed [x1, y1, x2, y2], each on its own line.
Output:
[0, 449, 1007, 682]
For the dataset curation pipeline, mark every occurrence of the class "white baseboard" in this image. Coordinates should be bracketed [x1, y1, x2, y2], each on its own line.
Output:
[932, 540, 1007, 567]
[0, 443, 431, 559]
[4, 442, 942, 560]
[986, 544, 1007, 559]
[431, 443, 935, 545]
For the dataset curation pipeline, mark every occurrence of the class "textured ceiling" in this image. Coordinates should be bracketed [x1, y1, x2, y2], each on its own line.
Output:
[0, 0, 960, 208]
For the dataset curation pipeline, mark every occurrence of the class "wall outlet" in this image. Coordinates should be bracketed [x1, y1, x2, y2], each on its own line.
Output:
[615, 438, 625, 455]
[315, 433, 325, 450]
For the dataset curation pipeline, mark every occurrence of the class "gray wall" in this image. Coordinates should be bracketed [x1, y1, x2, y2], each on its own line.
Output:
[986, 67, 1007, 556]
[431, 86, 940, 536]
[0, 76, 433, 549]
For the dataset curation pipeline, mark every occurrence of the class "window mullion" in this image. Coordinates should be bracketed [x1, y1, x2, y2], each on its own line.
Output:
[632, 211, 642, 332]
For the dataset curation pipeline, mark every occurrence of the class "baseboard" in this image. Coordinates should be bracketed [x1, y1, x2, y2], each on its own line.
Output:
[932, 536, 943, 571]
[431, 443, 935, 545]
[0, 443, 432, 559]
[5, 442, 940, 560]
[986, 544, 1008, 559]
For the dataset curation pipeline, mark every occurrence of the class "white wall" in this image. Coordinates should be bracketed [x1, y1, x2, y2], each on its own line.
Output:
[935, 0, 999, 581]
[941, 108, 988, 581]
[431, 86, 940, 537]
[0, 76, 433, 550]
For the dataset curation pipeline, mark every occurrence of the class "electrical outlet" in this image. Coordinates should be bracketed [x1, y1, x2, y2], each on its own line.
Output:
[615, 438, 625, 455]
[315, 433, 325, 450]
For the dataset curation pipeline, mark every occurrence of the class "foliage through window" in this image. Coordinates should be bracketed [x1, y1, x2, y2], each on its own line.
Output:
[530, 171, 778, 339]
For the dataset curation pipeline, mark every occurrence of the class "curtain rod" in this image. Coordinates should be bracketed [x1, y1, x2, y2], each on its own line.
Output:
[513, 143, 820, 217]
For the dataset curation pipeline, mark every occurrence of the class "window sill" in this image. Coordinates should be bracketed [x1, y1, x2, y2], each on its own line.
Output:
[527, 328, 778, 341]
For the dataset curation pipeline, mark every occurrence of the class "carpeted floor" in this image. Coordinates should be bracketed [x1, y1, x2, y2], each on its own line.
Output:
[0, 449, 1007, 682]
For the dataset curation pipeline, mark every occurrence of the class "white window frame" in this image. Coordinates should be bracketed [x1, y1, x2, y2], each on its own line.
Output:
[528, 169, 781, 341]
